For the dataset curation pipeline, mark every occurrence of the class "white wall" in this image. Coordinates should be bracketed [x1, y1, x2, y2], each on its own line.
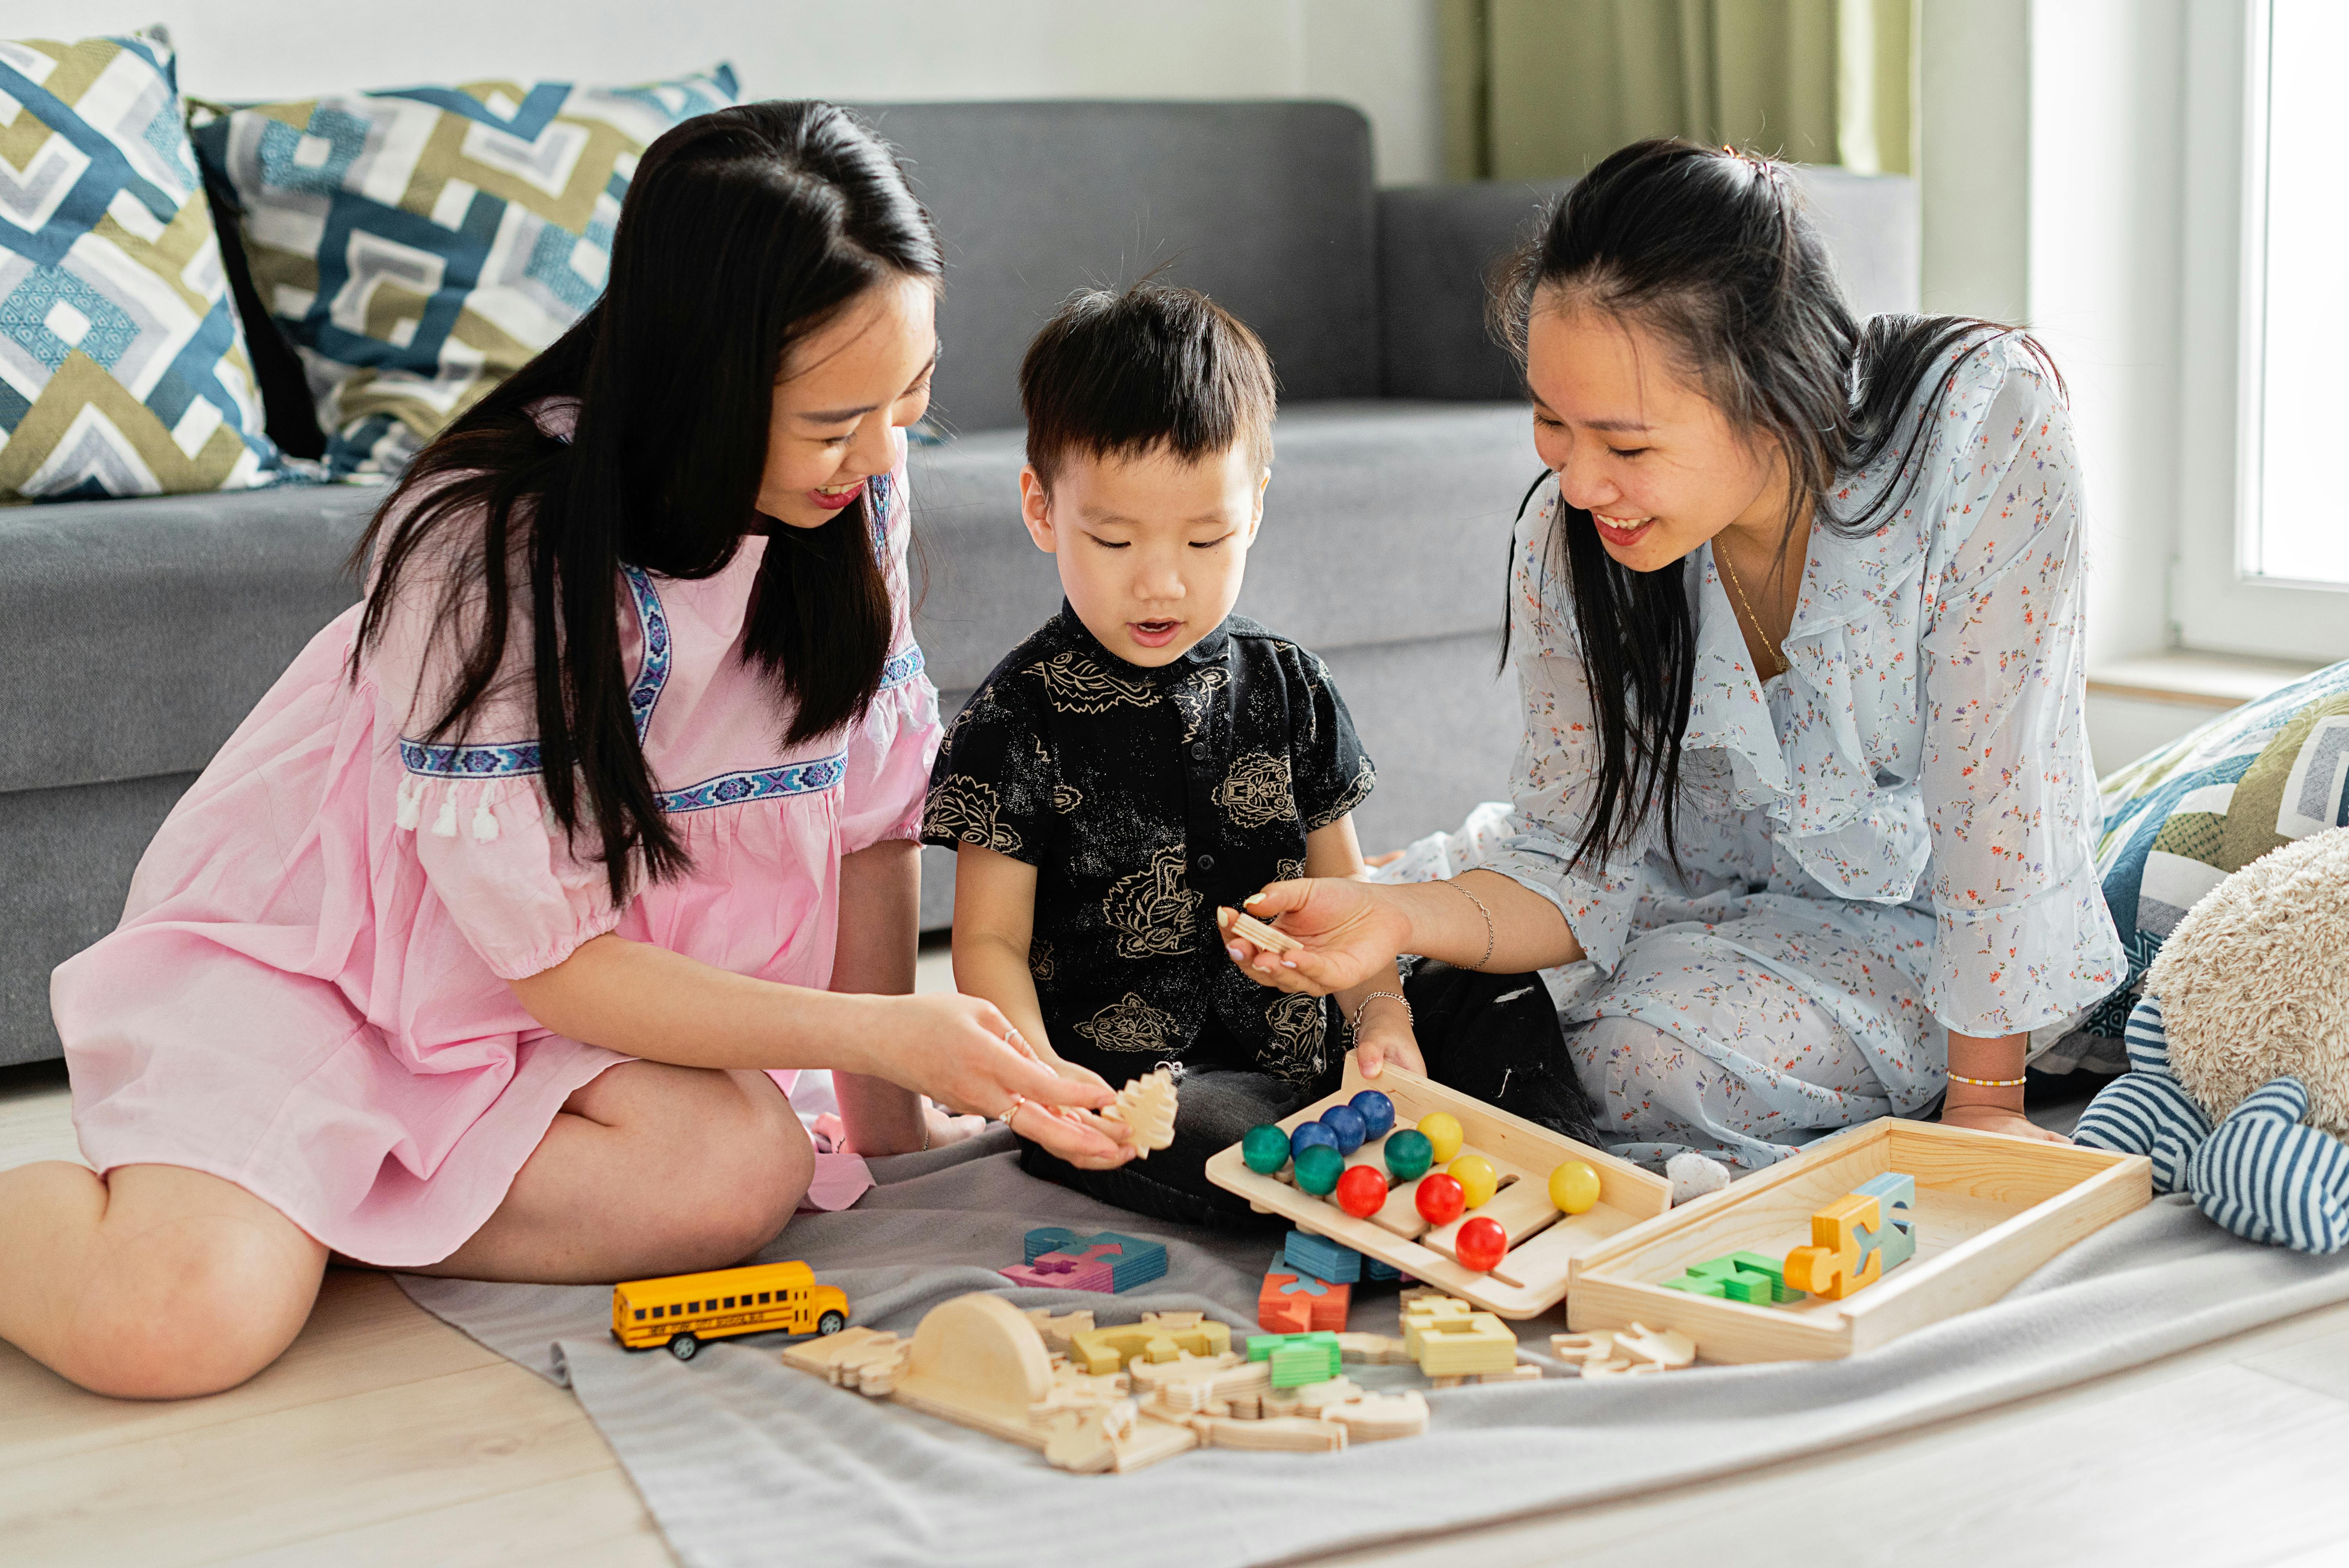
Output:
[27, 0, 1447, 184]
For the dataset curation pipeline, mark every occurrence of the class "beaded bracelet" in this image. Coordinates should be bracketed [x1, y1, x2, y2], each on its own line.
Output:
[1947, 1072, 2028, 1089]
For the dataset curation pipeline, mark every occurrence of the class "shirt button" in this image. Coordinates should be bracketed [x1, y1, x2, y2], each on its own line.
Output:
[1189, 741, 1207, 759]
[1197, 853, 1216, 873]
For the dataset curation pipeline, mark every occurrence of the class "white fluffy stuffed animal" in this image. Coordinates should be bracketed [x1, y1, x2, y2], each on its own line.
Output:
[2077, 827, 2349, 1250]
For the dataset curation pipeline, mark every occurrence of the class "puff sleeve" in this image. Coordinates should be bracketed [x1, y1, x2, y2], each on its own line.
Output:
[837, 455, 945, 854]
[1915, 347, 2126, 1035]
[362, 515, 626, 982]
[1290, 647, 1376, 832]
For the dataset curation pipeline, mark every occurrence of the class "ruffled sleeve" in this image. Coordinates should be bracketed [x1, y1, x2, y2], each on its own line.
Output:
[1478, 488, 1649, 974]
[1915, 344, 2125, 1035]
[362, 507, 626, 981]
[838, 452, 944, 854]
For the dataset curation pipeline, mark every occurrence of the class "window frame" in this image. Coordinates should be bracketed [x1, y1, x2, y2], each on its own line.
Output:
[2175, 0, 2349, 660]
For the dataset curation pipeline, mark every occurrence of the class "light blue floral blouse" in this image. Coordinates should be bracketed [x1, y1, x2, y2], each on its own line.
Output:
[1387, 334, 2128, 1166]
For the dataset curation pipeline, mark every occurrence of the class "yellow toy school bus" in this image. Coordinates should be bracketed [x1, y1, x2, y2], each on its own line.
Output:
[612, 1260, 849, 1360]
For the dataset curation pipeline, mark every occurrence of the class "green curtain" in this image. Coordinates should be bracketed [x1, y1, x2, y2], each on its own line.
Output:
[1441, 0, 1914, 181]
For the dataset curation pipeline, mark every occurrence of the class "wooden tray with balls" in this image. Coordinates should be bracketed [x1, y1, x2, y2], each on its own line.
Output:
[1203, 1059, 1671, 1319]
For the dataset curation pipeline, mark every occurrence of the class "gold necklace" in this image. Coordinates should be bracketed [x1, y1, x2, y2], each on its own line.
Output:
[1716, 545, 1787, 678]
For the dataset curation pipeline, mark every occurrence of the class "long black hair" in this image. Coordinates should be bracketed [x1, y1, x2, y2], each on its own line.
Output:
[353, 101, 941, 901]
[1491, 137, 2060, 875]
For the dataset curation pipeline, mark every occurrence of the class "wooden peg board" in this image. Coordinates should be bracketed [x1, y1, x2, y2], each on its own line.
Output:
[1203, 1060, 1670, 1319]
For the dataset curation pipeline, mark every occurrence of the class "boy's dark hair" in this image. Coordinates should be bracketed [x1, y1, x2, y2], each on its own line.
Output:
[1019, 281, 1277, 486]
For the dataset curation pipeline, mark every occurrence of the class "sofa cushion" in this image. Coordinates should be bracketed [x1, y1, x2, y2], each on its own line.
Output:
[191, 66, 738, 477]
[1376, 166, 1921, 403]
[2083, 659, 2349, 1048]
[850, 102, 1379, 434]
[0, 27, 296, 501]
[0, 483, 376, 793]
[909, 399, 1536, 693]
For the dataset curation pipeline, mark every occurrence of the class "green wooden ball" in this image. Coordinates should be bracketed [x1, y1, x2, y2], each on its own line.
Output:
[1242, 1124, 1292, 1174]
[1384, 1128, 1435, 1182]
[1293, 1143, 1346, 1196]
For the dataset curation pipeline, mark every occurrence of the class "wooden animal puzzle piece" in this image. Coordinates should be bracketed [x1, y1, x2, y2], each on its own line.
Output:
[1319, 1389, 1431, 1441]
[1067, 1315, 1232, 1374]
[1189, 1414, 1347, 1452]
[1429, 1362, 1543, 1387]
[1258, 1270, 1351, 1334]
[1784, 1192, 1887, 1300]
[779, 1326, 910, 1394]
[1023, 1307, 1096, 1351]
[1853, 1171, 1918, 1269]
[1615, 1322, 1697, 1370]
[1105, 1068, 1178, 1158]
[1335, 1331, 1413, 1365]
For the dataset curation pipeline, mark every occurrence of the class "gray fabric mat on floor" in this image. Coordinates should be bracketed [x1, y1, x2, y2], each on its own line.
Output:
[397, 1128, 2349, 1568]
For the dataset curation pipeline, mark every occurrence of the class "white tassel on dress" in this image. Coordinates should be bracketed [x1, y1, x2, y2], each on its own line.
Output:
[394, 775, 421, 831]
[431, 793, 458, 837]
[472, 795, 501, 843]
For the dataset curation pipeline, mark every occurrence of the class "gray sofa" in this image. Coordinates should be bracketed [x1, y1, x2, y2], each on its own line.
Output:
[0, 101, 1917, 1066]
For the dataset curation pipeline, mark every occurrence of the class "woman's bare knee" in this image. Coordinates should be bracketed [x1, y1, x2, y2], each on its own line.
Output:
[24, 1165, 325, 1399]
[671, 1075, 812, 1263]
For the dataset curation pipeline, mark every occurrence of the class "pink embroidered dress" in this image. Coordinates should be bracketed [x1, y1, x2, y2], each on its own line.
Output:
[52, 439, 940, 1267]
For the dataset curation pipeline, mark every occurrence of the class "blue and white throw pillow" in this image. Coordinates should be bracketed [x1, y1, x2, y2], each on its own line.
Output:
[192, 64, 738, 477]
[0, 27, 294, 501]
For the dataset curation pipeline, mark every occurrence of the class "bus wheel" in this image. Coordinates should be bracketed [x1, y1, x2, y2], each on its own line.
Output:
[817, 1311, 847, 1336]
[667, 1333, 700, 1361]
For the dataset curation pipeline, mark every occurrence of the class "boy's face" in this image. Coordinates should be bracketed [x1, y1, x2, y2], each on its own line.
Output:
[1019, 441, 1269, 667]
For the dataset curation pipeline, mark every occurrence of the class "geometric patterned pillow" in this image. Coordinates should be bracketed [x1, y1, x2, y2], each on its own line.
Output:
[0, 27, 296, 501]
[2082, 657, 2349, 1045]
[190, 65, 737, 478]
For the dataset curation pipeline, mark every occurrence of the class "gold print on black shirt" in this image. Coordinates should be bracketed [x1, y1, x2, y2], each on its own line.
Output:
[1168, 666, 1230, 741]
[1264, 992, 1325, 1083]
[921, 775, 1023, 855]
[1213, 751, 1295, 829]
[1052, 782, 1083, 814]
[1027, 651, 1158, 714]
[1028, 938, 1054, 983]
[1102, 844, 1199, 959]
[1074, 991, 1180, 1054]
[1308, 755, 1377, 831]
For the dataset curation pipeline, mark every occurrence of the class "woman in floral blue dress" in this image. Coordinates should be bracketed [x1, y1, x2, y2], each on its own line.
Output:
[1227, 139, 2124, 1170]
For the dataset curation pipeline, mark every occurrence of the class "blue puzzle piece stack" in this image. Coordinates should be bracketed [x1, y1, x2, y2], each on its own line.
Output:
[1852, 1171, 1917, 1269]
[1281, 1228, 1399, 1285]
[1021, 1226, 1168, 1292]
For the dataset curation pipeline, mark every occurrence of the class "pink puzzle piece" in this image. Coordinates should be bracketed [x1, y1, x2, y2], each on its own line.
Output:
[1000, 1242, 1123, 1293]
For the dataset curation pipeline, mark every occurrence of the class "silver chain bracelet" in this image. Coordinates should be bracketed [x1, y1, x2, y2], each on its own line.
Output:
[1446, 878, 1496, 971]
[1351, 990, 1412, 1037]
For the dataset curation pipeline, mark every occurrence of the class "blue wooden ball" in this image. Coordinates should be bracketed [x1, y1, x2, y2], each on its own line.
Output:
[1290, 1121, 1341, 1160]
[1349, 1090, 1396, 1139]
[1320, 1104, 1368, 1153]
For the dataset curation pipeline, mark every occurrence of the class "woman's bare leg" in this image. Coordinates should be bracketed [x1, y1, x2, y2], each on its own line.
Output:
[410, 1061, 814, 1283]
[0, 1160, 327, 1399]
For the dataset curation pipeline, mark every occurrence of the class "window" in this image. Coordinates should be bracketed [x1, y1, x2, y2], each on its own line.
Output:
[757, 1292, 771, 1304]
[634, 1309, 645, 1321]
[723, 1297, 736, 1309]
[688, 1301, 702, 1314]
[2175, 0, 2349, 660]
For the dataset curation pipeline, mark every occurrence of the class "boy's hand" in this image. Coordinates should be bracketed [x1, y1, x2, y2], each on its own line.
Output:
[1353, 1022, 1425, 1080]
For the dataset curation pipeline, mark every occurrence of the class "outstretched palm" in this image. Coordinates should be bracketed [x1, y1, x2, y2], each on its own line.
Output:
[1222, 878, 1412, 996]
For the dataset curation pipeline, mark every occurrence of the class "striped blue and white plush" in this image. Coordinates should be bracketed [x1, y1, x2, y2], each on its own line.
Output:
[2076, 996, 2349, 1253]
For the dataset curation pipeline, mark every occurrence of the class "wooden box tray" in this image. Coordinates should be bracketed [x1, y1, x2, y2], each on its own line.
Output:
[1203, 1059, 1672, 1319]
[1566, 1118, 2152, 1363]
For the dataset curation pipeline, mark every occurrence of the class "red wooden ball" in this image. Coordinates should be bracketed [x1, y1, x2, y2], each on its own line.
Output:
[1455, 1216, 1508, 1272]
[1335, 1164, 1389, 1218]
[1414, 1171, 1466, 1226]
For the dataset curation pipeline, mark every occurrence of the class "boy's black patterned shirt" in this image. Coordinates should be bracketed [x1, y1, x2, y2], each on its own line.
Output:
[922, 605, 1374, 1086]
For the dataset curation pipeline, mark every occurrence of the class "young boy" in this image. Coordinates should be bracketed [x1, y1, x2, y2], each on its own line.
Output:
[921, 283, 1419, 1222]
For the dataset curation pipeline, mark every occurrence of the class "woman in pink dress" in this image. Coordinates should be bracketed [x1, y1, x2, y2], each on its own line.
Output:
[0, 102, 1130, 1400]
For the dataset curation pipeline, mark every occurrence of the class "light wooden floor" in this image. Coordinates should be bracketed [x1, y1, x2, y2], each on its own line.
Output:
[8, 1054, 2349, 1568]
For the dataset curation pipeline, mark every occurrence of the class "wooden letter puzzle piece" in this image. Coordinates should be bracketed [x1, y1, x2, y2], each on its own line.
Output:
[1259, 1271, 1351, 1334]
[1283, 1229, 1363, 1284]
[1615, 1321, 1696, 1370]
[1023, 1307, 1096, 1352]
[1660, 1250, 1803, 1304]
[1067, 1314, 1232, 1374]
[1223, 907, 1303, 953]
[1784, 1192, 1886, 1300]
[1853, 1171, 1918, 1270]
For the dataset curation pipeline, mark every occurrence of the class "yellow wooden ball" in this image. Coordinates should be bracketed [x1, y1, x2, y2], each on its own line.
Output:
[1417, 1112, 1464, 1163]
[1447, 1154, 1499, 1208]
[1549, 1159, 1601, 1215]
